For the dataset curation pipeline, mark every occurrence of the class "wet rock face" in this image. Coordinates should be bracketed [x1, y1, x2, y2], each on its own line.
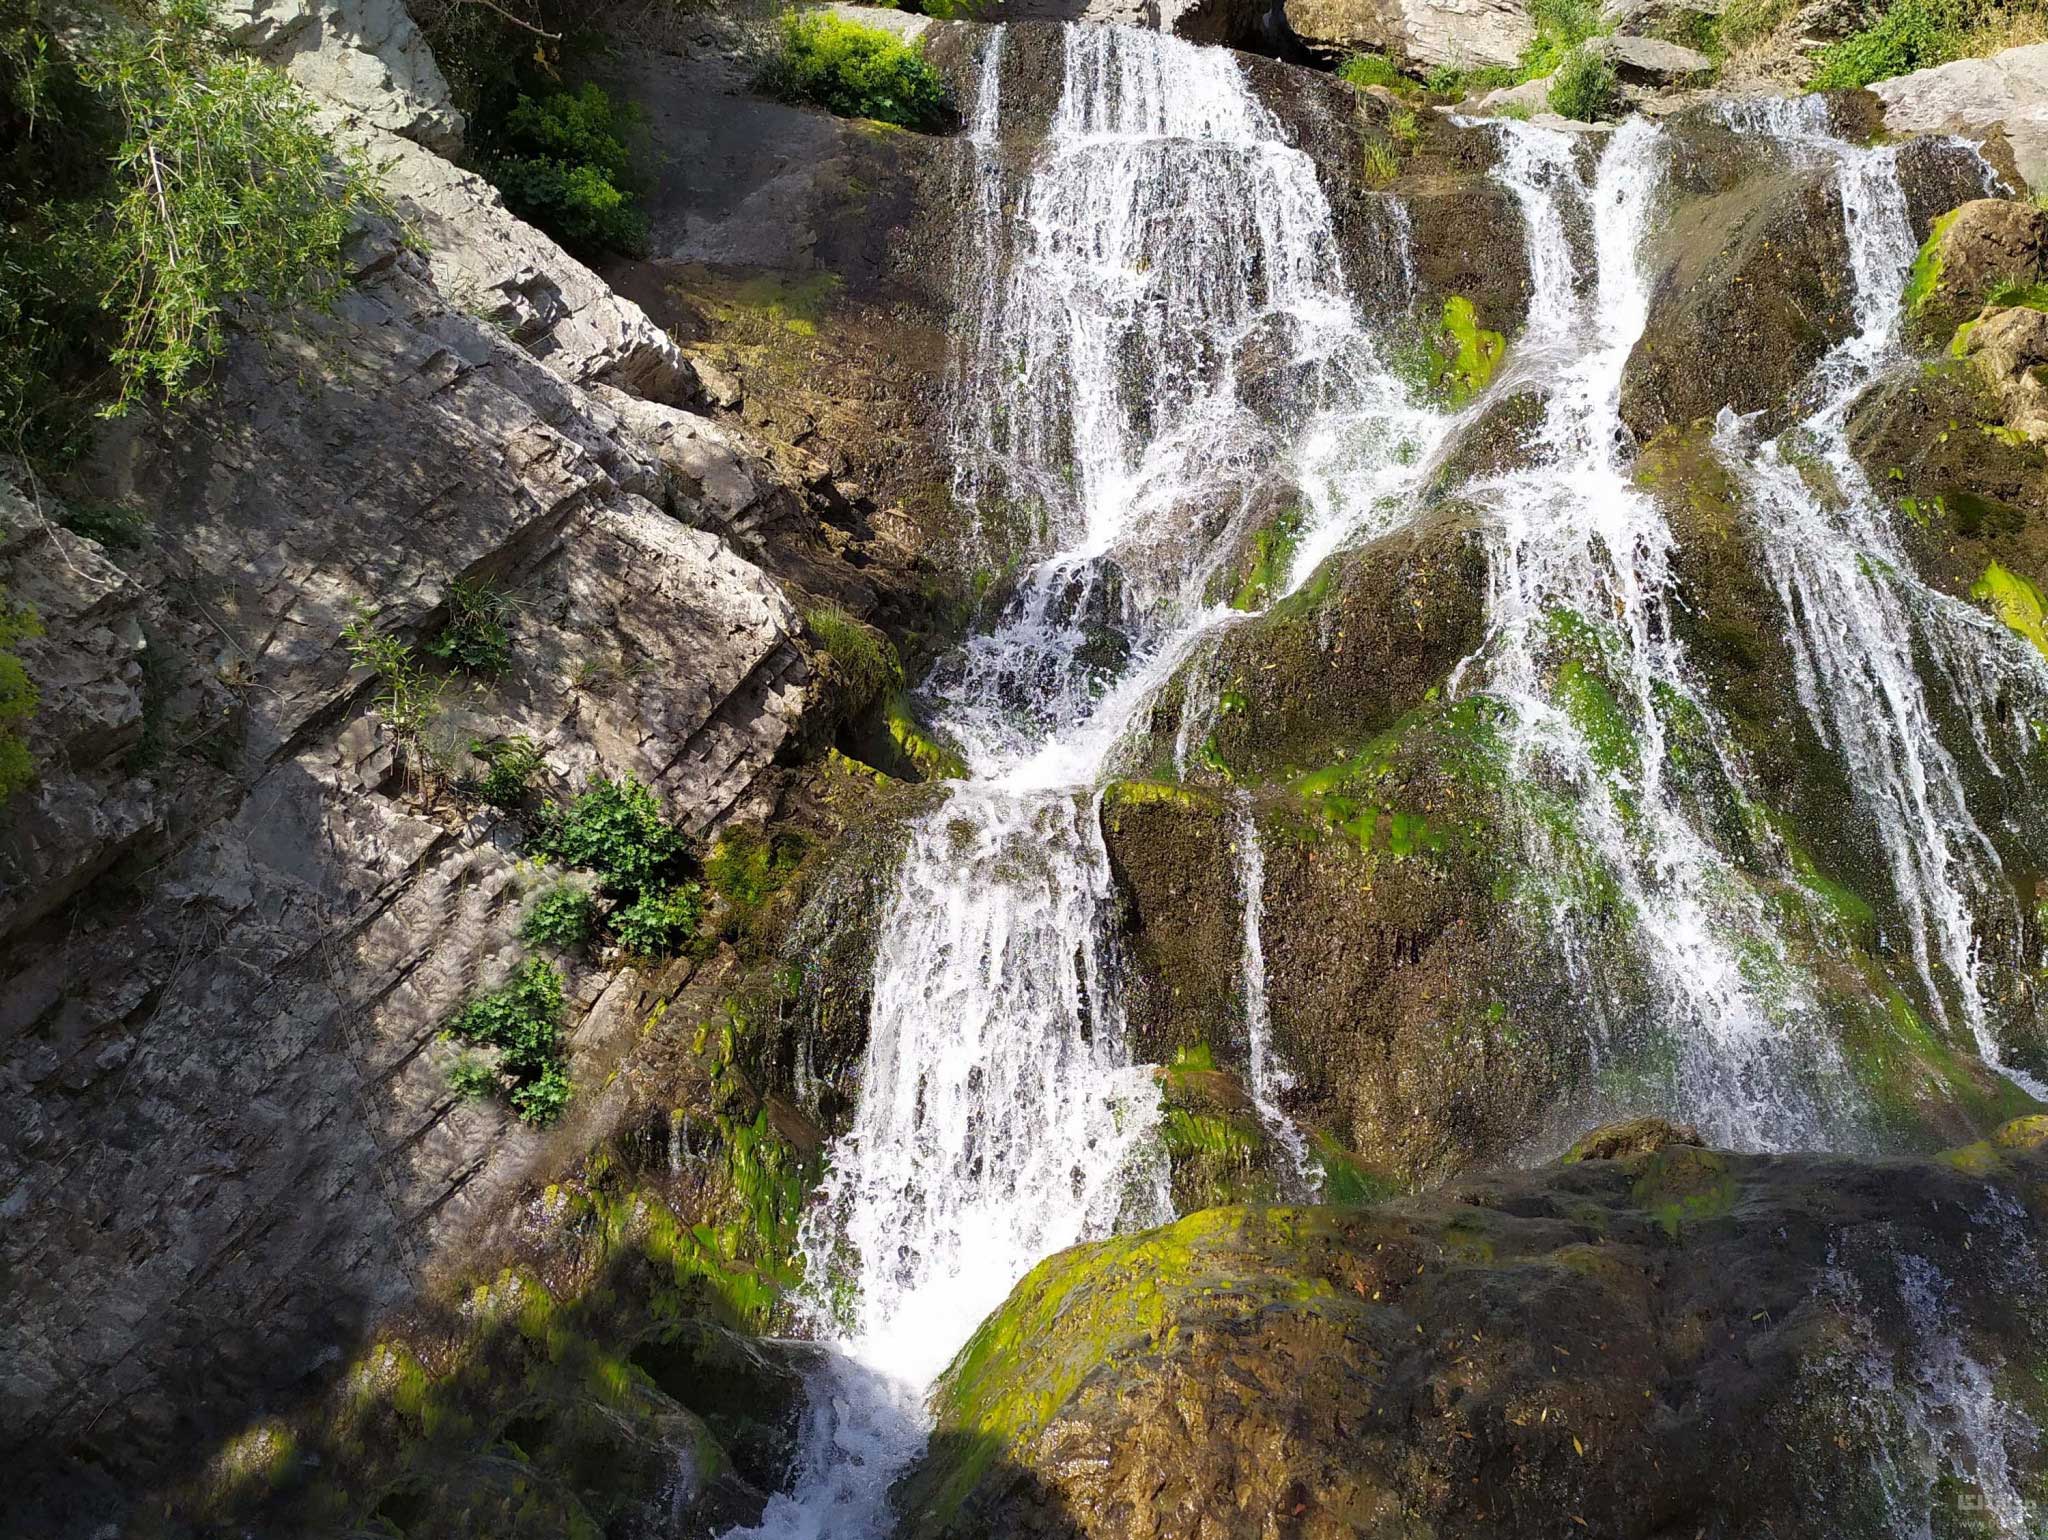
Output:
[898, 1126, 2048, 1540]
[1621, 138, 1988, 440]
[1621, 168, 1855, 439]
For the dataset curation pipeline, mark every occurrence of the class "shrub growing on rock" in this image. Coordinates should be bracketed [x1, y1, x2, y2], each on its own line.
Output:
[1549, 44, 1622, 120]
[757, 12, 952, 132]
[521, 884, 597, 951]
[609, 882, 703, 957]
[486, 82, 648, 258]
[443, 958, 572, 1124]
[0, 0, 377, 459]
[538, 775, 689, 895]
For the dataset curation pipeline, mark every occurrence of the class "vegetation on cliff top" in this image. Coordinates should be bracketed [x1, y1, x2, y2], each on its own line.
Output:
[757, 11, 953, 131]
[1, 0, 378, 461]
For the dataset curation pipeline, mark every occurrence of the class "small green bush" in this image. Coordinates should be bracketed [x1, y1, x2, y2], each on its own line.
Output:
[509, 1061, 572, 1125]
[1808, 0, 1967, 87]
[537, 774, 689, 895]
[0, 600, 41, 801]
[56, 500, 149, 550]
[426, 579, 511, 675]
[447, 1054, 499, 1100]
[521, 884, 596, 950]
[471, 734, 542, 808]
[610, 883, 702, 956]
[447, 957, 564, 1074]
[487, 82, 647, 258]
[1548, 44, 1622, 119]
[757, 12, 952, 132]
[444, 958, 571, 1123]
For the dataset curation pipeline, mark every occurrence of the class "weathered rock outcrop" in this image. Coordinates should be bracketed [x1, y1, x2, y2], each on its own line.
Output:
[897, 1120, 2048, 1540]
[218, 0, 466, 154]
[1874, 41, 2048, 194]
[0, 86, 891, 1537]
[0, 501, 155, 940]
[1903, 195, 2048, 348]
[1283, 0, 1533, 71]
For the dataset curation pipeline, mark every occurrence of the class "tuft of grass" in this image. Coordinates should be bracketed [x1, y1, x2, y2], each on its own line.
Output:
[1548, 43, 1622, 120]
[1362, 135, 1400, 187]
[1339, 52, 1411, 92]
[1521, 0, 1607, 77]
[56, 500, 148, 550]
[805, 602, 900, 709]
[470, 735, 543, 808]
[426, 579, 511, 676]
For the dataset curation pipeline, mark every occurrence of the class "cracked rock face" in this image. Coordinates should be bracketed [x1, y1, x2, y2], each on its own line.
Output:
[0, 120, 814, 1519]
[217, 0, 468, 154]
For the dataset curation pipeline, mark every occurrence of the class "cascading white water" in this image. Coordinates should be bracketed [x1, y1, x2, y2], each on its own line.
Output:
[1233, 799, 1316, 1188]
[1457, 117, 1851, 1149]
[738, 35, 2048, 1535]
[734, 27, 1414, 1537]
[1715, 103, 2048, 1099]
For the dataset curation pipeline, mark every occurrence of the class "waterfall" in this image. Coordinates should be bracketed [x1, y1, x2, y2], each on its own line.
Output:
[1716, 112, 2048, 1099]
[736, 28, 2048, 1533]
[733, 27, 1417, 1537]
[1460, 118, 1852, 1149]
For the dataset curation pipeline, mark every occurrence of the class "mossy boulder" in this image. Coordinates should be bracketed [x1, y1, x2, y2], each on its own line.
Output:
[1154, 506, 1490, 785]
[1105, 693, 1640, 1186]
[1844, 360, 2048, 602]
[1903, 197, 2048, 351]
[896, 1138, 2048, 1540]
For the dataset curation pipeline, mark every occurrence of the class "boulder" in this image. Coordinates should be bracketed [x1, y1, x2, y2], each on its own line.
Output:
[1284, 0, 1535, 72]
[1904, 196, 2048, 348]
[1590, 30, 1714, 84]
[1622, 168, 1858, 438]
[1959, 301, 2048, 442]
[1872, 41, 2048, 195]
[1462, 73, 1554, 115]
[898, 1131, 2048, 1540]
[346, 121, 701, 406]
[217, 0, 465, 155]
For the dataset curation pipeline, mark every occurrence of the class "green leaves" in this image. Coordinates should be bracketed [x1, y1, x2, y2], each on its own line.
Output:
[2, 0, 378, 456]
[757, 13, 953, 134]
[444, 958, 572, 1124]
[488, 82, 647, 258]
[537, 775, 689, 895]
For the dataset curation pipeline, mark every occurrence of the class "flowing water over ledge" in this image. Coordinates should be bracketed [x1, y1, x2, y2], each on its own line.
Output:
[732, 27, 2048, 1538]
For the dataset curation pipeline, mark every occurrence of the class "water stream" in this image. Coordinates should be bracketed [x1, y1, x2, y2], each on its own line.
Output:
[734, 32, 2048, 1539]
